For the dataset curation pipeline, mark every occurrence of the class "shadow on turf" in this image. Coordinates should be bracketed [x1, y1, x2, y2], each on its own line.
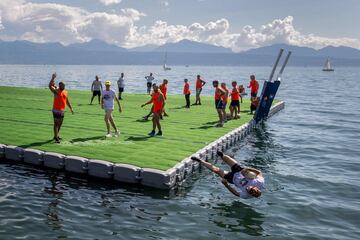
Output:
[19, 139, 54, 148]
[70, 136, 104, 143]
[126, 135, 152, 141]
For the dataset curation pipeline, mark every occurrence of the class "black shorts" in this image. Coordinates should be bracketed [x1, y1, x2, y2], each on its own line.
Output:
[118, 87, 124, 93]
[93, 90, 101, 97]
[224, 164, 244, 184]
[230, 100, 240, 108]
[215, 100, 224, 109]
[52, 111, 64, 120]
[147, 82, 152, 88]
[251, 92, 257, 98]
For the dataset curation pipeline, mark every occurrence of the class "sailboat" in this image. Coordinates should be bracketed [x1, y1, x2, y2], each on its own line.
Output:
[322, 58, 334, 72]
[163, 52, 171, 71]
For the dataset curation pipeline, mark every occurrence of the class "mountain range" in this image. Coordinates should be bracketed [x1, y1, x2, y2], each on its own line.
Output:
[1, 39, 360, 65]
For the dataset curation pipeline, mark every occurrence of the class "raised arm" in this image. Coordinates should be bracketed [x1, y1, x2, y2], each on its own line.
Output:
[222, 179, 240, 197]
[48, 73, 58, 94]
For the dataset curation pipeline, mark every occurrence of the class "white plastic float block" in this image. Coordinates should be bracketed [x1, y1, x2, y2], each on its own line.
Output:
[140, 168, 177, 189]
[174, 162, 186, 182]
[182, 158, 194, 176]
[0, 144, 5, 159]
[88, 160, 114, 179]
[44, 152, 65, 169]
[5, 145, 24, 162]
[113, 163, 141, 184]
[24, 149, 44, 165]
[64, 156, 88, 174]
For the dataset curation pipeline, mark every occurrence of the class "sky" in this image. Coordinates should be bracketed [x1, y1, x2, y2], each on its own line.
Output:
[0, 0, 359, 52]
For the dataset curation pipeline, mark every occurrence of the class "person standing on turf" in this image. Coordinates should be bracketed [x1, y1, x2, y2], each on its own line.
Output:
[194, 75, 206, 105]
[145, 73, 155, 94]
[159, 79, 169, 117]
[183, 79, 191, 108]
[247, 75, 259, 98]
[90, 75, 103, 105]
[102, 81, 122, 138]
[212, 80, 226, 127]
[48, 73, 74, 144]
[117, 73, 125, 100]
[221, 82, 229, 122]
[230, 81, 240, 119]
[191, 151, 264, 199]
[141, 84, 165, 137]
[239, 84, 246, 103]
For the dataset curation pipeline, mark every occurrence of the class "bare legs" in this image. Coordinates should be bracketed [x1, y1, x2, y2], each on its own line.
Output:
[217, 109, 224, 126]
[191, 152, 239, 177]
[149, 112, 162, 136]
[104, 110, 118, 135]
[194, 89, 202, 105]
[53, 118, 63, 140]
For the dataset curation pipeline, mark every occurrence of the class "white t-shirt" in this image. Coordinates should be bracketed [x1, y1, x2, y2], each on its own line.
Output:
[232, 172, 264, 199]
[92, 80, 102, 91]
[102, 90, 116, 110]
[117, 77, 125, 88]
[145, 75, 154, 83]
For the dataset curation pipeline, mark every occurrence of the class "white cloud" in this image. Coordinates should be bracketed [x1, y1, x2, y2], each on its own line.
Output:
[0, 1, 359, 51]
[98, 0, 122, 6]
[127, 16, 360, 51]
[0, 0, 144, 45]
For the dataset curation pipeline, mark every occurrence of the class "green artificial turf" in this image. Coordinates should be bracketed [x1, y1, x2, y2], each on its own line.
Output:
[0, 86, 258, 170]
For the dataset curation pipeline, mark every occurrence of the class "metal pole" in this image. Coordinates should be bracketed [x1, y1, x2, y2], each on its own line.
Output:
[276, 51, 292, 81]
[268, 49, 284, 82]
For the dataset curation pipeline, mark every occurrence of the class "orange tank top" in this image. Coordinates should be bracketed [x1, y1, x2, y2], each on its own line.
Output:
[53, 90, 68, 111]
[159, 84, 167, 98]
[231, 87, 240, 100]
[215, 87, 222, 100]
[152, 91, 163, 110]
[223, 87, 229, 103]
[183, 82, 190, 95]
[196, 79, 203, 89]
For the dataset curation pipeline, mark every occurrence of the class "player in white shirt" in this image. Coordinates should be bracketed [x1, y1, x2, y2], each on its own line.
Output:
[191, 151, 264, 199]
[117, 73, 125, 100]
[90, 75, 103, 105]
[145, 73, 155, 94]
[101, 81, 122, 138]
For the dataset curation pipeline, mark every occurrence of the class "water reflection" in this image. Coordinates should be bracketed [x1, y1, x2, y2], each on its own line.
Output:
[211, 201, 264, 236]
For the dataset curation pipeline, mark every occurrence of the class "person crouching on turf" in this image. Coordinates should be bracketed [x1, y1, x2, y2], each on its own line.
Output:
[221, 82, 229, 122]
[102, 81, 122, 138]
[250, 96, 260, 115]
[183, 78, 191, 108]
[191, 151, 264, 199]
[213, 80, 226, 127]
[141, 84, 165, 137]
[159, 79, 169, 117]
[48, 73, 74, 144]
[230, 81, 240, 119]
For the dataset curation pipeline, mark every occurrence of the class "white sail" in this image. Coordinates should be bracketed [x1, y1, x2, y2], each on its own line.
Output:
[163, 52, 171, 71]
[323, 58, 334, 71]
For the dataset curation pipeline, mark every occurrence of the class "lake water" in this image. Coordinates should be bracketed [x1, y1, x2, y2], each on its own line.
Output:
[0, 65, 359, 239]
